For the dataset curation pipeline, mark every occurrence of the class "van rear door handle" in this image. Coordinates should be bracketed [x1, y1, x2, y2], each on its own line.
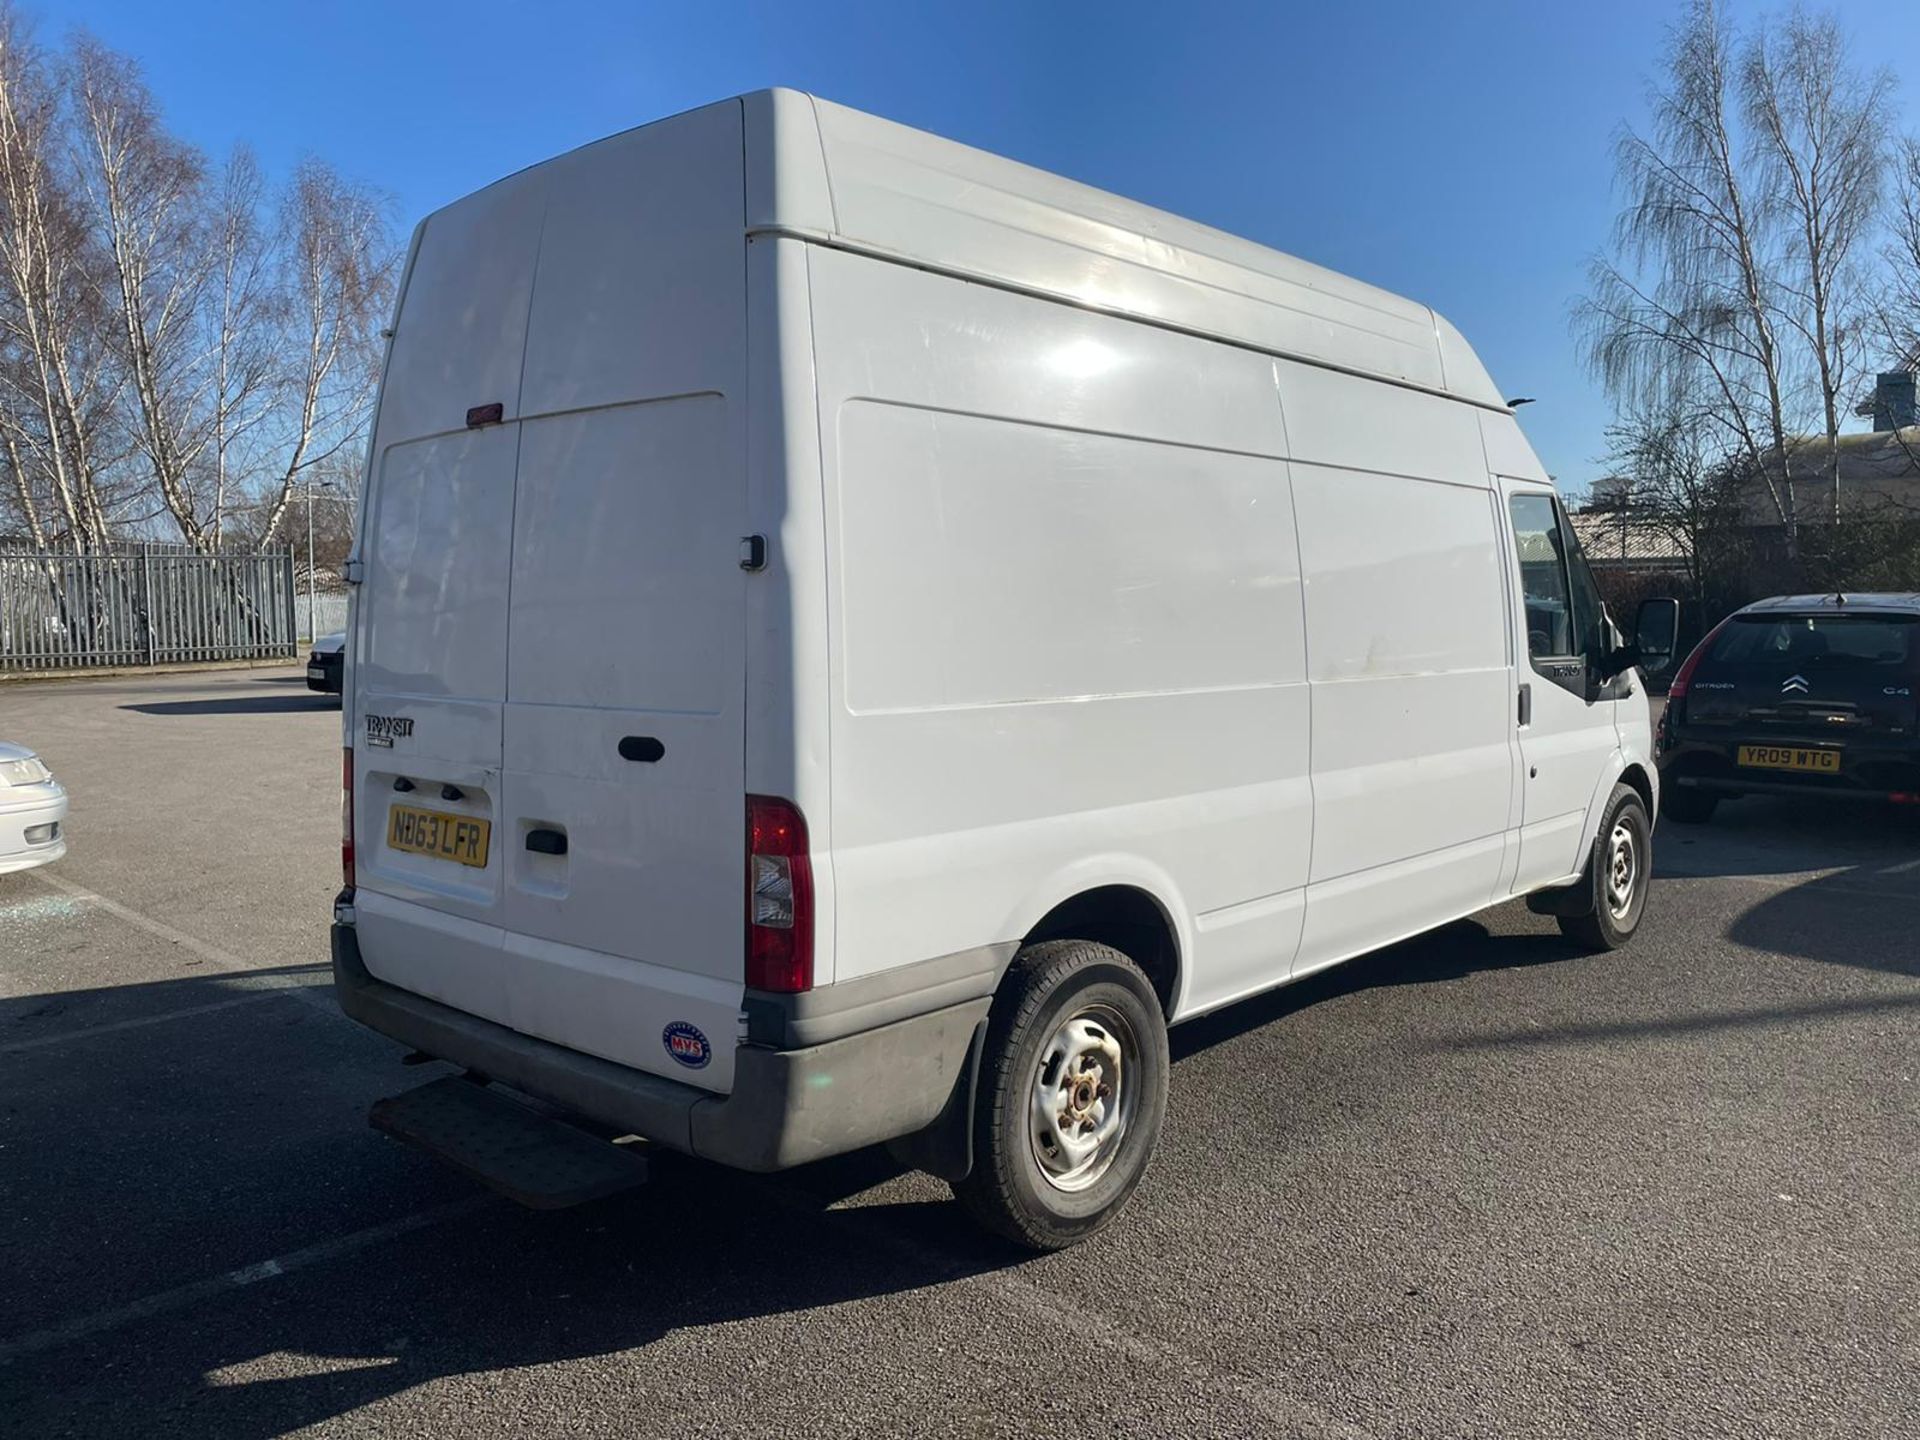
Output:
[525, 828, 568, 856]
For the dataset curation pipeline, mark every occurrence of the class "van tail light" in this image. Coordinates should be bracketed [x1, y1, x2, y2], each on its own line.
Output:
[342, 747, 356, 891]
[746, 795, 813, 993]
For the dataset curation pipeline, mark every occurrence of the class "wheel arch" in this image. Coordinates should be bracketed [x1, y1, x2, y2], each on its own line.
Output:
[1006, 868, 1189, 1020]
[1573, 748, 1646, 864]
[1617, 760, 1656, 822]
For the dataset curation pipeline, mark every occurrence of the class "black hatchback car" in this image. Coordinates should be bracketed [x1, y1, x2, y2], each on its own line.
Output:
[1657, 593, 1920, 823]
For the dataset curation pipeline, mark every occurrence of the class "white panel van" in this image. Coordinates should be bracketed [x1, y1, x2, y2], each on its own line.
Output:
[334, 92, 1677, 1248]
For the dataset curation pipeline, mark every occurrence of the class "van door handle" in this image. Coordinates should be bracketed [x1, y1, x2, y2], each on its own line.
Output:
[618, 736, 665, 763]
[1517, 683, 1532, 726]
[525, 828, 568, 856]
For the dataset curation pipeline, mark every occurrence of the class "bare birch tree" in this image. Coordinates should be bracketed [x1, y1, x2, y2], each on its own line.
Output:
[1603, 380, 1747, 607]
[0, 8, 122, 551]
[54, 26, 393, 555]
[1881, 136, 1920, 370]
[1577, 0, 1918, 576]
[1576, 0, 1805, 553]
[72, 34, 216, 549]
[1741, 7, 1893, 524]
[252, 159, 392, 551]
[204, 146, 273, 550]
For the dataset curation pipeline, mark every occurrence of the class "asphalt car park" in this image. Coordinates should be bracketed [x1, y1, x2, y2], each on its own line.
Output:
[1, 667, 1916, 1438]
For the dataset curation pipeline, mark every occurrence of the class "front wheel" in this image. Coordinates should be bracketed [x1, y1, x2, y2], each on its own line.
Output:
[955, 940, 1169, 1251]
[1558, 784, 1652, 952]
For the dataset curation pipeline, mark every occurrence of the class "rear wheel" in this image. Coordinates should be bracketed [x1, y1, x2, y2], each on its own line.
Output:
[1558, 784, 1652, 952]
[955, 940, 1169, 1251]
[1661, 786, 1718, 825]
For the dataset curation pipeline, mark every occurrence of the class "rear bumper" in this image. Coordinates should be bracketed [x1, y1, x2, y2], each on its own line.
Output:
[306, 654, 342, 693]
[1660, 736, 1920, 804]
[332, 924, 988, 1172]
[1669, 773, 1917, 803]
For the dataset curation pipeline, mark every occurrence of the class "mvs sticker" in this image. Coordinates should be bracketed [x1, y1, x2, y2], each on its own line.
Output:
[662, 1021, 711, 1070]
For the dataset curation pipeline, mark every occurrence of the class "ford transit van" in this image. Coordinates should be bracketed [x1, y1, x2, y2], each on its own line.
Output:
[333, 92, 1675, 1249]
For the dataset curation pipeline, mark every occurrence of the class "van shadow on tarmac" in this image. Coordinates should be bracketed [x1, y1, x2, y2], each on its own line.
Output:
[0, 917, 1584, 1438]
[3, 800, 1915, 1435]
[1653, 795, 1919, 976]
[0, 970, 1018, 1437]
[118, 693, 340, 716]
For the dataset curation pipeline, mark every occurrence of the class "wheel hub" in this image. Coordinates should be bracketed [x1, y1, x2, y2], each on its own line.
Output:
[1030, 1008, 1135, 1193]
[1605, 819, 1638, 920]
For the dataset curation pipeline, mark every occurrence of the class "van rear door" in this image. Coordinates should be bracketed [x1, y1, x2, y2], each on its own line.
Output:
[353, 166, 542, 951]
[351, 102, 750, 1093]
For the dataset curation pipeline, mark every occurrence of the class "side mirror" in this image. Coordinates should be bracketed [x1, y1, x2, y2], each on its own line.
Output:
[1634, 597, 1681, 676]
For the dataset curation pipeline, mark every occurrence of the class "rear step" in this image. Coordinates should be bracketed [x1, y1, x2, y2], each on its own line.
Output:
[370, 1076, 649, 1209]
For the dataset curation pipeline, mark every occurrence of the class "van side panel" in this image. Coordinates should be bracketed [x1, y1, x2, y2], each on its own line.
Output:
[807, 247, 1313, 1012]
[1277, 360, 1516, 972]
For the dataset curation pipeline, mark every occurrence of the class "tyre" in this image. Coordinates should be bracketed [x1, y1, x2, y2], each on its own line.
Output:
[954, 939, 1169, 1251]
[1661, 786, 1718, 825]
[1558, 784, 1653, 952]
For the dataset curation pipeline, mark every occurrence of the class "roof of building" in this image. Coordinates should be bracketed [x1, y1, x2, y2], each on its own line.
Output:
[293, 561, 350, 592]
[1739, 427, 1920, 522]
[1569, 510, 1692, 568]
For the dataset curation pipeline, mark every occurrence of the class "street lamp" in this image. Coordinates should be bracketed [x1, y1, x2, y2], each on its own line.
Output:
[304, 472, 341, 643]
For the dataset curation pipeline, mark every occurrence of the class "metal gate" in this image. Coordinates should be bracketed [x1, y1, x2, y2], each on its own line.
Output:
[0, 545, 299, 673]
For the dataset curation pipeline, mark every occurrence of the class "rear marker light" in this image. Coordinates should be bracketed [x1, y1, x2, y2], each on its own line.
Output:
[342, 747, 356, 891]
[746, 795, 813, 993]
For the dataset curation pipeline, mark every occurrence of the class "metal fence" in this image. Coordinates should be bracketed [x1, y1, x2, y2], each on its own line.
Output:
[298, 591, 352, 644]
[0, 544, 299, 673]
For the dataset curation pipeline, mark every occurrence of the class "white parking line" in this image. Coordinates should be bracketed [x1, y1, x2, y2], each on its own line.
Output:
[973, 1257, 1370, 1438]
[0, 1196, 491, 1366]
[767, 1181, 1372, 1440]
[24, 871, 336, 1014]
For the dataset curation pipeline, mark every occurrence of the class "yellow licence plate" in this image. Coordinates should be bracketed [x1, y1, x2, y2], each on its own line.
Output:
[387, 804, 491, 868]
[1737, 745, 1841, 775]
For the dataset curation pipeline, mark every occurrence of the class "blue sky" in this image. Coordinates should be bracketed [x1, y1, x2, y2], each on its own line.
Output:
[49, 0, 1918, 496]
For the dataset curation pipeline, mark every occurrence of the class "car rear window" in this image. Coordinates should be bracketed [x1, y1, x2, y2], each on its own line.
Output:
[1708, 613, 1917, 671]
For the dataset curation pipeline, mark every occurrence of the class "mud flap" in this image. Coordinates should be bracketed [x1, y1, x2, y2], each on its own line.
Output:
[884, 1018, 988, 1183]
[1525, 835, 1600, 919]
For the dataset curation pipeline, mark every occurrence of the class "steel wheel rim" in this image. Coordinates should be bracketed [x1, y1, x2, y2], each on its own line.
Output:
[1029, 1003, 1137, 1193]
[1605, 818, 1639, 921]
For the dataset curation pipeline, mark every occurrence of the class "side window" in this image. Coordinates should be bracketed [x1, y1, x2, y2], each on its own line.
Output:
[1507, 493, 1575, 662]
[1559, 507, 1611, 662]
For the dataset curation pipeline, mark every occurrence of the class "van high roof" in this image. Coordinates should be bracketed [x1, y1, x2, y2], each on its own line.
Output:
[450, 90, 1508, 412]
